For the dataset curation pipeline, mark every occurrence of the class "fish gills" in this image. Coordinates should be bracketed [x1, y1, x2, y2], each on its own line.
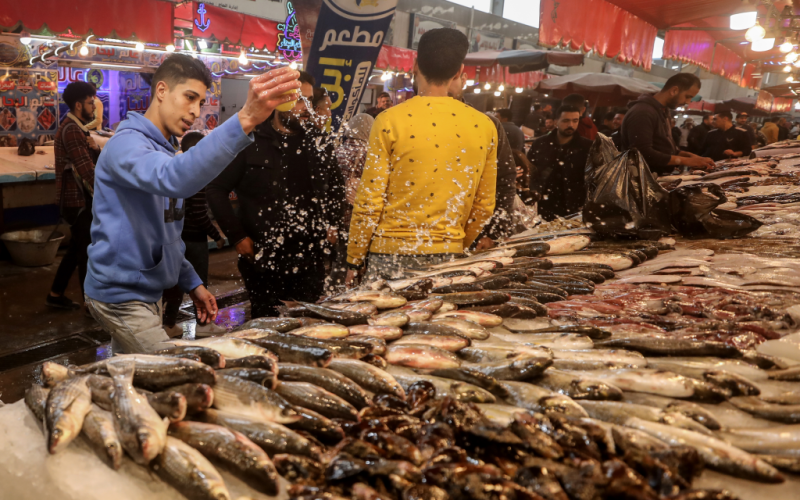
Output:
[45, 376, 92, 454]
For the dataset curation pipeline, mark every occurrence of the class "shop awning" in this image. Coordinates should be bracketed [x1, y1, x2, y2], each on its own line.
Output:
[0, 0, 174, 44]
[464, 49, 584, 73]
[760, 83, 800, 99]
[375, 45, 416, 73]
[191, 1, 280, 52]
[535, 72, 660, 106]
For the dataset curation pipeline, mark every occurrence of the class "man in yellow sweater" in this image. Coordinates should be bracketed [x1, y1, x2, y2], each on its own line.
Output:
[346, 28, 498, 283]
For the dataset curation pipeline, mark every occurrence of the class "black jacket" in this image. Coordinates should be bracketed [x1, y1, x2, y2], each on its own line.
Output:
[527, 129, 592, 221]
[207, 121, 344, 269]
[621, 95, 678, 174]
[703, 126, 752, 162]
[687, 122, 711, 155]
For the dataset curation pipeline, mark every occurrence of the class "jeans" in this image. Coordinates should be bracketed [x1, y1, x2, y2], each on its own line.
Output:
[363, 253, 461, 282]
[239, 255, 325, 319]
[163, 240, 209, 327]
[86, 295, 170, 354]
[50, 206, 92, 297]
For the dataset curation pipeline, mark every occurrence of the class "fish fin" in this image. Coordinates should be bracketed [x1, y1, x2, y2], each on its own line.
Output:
[281, 300, 299, 307]
[107, 359, 135, 382]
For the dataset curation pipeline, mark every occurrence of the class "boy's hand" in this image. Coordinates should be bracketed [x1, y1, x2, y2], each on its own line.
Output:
[238, 67, 302, 134]
[189, 285, 218, 323]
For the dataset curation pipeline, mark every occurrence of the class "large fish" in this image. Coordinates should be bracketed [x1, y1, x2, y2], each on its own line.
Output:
[285, 323, 350, 339]
[285, 406, 345, 443]
[431, 310, 503, 327]
[386, 365, 495, 403]
[234, 317, 302, 332]
[393, 334, 470, 352]
[717, 425, 800, 455]
[547, 253, 634, 271]
[348, 325, 403, 340]
[217, 367, 276, 388]
[559, 369, 695, 398]
[138, 388, 188, 422]
[213, 374, 299, 423]
[330, 290, 408, 309]
[197, 408, 320, 458]
[164, 383, 215, 414]
[424, 367, 509, 399]
[328, 301, 379, 316]
[535, 368, 623, 401]
[489, 332, 594, 350]
[596, 337, 742, 358]
[646, 359, 760, 397]
[283, 300, 369, 326]
[385, 344, 461, 369]
[152, 436, 231, 500]
[430, 318, 489, 340]
[169, 338, 277, 361]
[458, 344, 553, 363]
[256, 332, 373, 360]
[463, 357, 553, 381]
[246, 337, 332, 367]
[82, 405, 123, 470]
[327, 358, 406, 400]
[41, 362, 72, 388]
[278, 364, 372, 409]
[729, 396, 800, 423]
[75, 354, 217, 390]
[368, 311, 410, 327]
[108, 359, 168, 464]
[169, 420, 279, 495]
[405, 298, 445, 313]
[621, 392, 721, 430]
[44, 376, 92, 454]
[153, 346, 225, 369]
[550, 348, 646, 370]
[625, 417, 784, 483]
[500, 380, 588, 418]
[578, 401, 713, 435]
[274, 381, 359, 421]
[24, 384, 49, 425]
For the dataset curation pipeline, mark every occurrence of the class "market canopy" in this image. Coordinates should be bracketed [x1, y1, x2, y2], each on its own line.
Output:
[375, 45, 416, 73]
[464, 49, 584, 73]
[535, 72, 660, 106]
[0, 0, 174, 44]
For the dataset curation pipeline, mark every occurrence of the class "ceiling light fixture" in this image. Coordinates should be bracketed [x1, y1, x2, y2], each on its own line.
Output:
[134, 41, 145, 51]
[484, 82, 491, 90]
[751, 38, 775, 52]
[197, 39, 208, 49]
[780, 41, 794, 53]
[745, 20, 766, 43]
[731, 11, 757, 30]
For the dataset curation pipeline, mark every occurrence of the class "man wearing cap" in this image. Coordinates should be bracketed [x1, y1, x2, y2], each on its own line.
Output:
[736, 113, 757, 147]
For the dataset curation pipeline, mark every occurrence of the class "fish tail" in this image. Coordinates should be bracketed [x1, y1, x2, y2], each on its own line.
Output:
[107, 358, 135, 382]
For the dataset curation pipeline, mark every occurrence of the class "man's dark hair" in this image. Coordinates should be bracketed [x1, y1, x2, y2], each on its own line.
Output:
[298, 71, 315, 87]
[562, 94, 586, 109]
[152, 54, 213, 91]
[496, 109, 513, 121]
[555, 104, 582, 119]
[377, 92, 391, 100]
[417, 28, 469, 85]
[615, 110, 627, 117]
[663, 73, 701, 93]
[604, 112, 616, 122]
[716, 111, 733, 121]
[533, 103, 542, 111]
[62, 81, 96, 112]
[312, 87, 329, 108]
[180, 131, 204, 152]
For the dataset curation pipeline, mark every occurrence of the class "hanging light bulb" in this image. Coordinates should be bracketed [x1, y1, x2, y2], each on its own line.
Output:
[79, 44, 89, 56]
[788, 76, 796, 83]
[166, 44, 175, 53]
[730, 12, 757, 30]
[483, 82, 491, 90]
[289, 61, 298, 70]
[785, 65, 793, 73]
[751, 38, 775, 52]
[780, 41, 794, 53]
[466, 79, 475, 86]
[745, 21, 766, 43]
[494, 91, 501, 96]
[19, 32, 32, 45]
[238, 49, 248, 65]
[197, 39, 208, 49]
[515, 87, 523, 93]
[473, 88, 481, 94]
[786, 52, 798, 63]
[134, 41, 145, 51]
[498, 84, 505, 91]
[381, 71, 391, 81]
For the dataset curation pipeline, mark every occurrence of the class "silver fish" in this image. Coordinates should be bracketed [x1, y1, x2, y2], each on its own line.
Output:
[458, 344, 553, 363]
[45, 376, 92, 454]
[108, 359, 168, 464]
[393, 334, 470, 352]
[277, 363, 372, 409]
[153, 436, 231, 500]
[41, 362, 72, 388]
[489, 332, 594, 350]
[536, 368, 623, 401]
[550, 348, 646, 370]
[386, 365, 495, 403]
[548, 253, 634, 271]
[213, 374, 299, 424]
[24, 384, 49, 425]
[646, 359, 760, 397]
[329, 301, 380, 316]
[578, 401, 713, 435]
[286, 323, 350, 339]
[729, 396, 800, 423]
[327, 358, 406, 399]
[500, 380, 588, 418]
[170, 338, 275, 360]
[82, 405, 123, 469]
[621, 392, 721, 430]
[432, 310, 503, 327]
[463, 357, 553, 381]
[385, 344, 461, 369]
[76, 354, 217, 391]
[560, 369, 695, 398]
[348, 324, 403, 340]
[430, 318, 489, 340]
[369, 311, 410, 327]
[274, 381, 359, 421]
[718, 425, 800, 455]
[405, 298, 445, 313]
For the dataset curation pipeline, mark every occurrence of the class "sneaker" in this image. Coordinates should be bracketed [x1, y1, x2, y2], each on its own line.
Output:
[46, 295, 80, 310]
[164, 324, 184, 339]
[195, 322, 227, 337]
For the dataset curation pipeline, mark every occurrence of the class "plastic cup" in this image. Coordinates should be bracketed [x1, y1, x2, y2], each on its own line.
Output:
[276, 89, 299, 112]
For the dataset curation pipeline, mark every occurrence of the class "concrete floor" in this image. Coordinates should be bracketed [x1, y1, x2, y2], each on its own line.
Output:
[0, 246, 249, 404]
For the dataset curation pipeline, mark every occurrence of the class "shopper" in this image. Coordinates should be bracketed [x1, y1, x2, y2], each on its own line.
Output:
[598, 111, 616, 136]
[621, 73, 714, 174]
[207, 71, 344, 318]
[366, 91, 393, 118]
[562, 93, 597, 141]
[687, 114, 713, 155]
[778, 117, 790, 141]
[496, 108, 525, 152]
[736, 112, 757, 146]
[312, 87, 332, 133]
[84, 54, 301, 353]
[752, 122, 767, 147]
[330, 113, 374, 286]
[522, 102, 546, 137]
[47, 81, 99, 311]
[761, 118, 780, 145]
[679, 118, 694, 150]
[345, 28, 498, 283]
[513, 149, 538, 206]
[703, 111, 752, 161]
[85, 82, 104, 131]
[527, 105, 592, 221]
[544, 117, 555, 133]
[161, 132, 227, 338]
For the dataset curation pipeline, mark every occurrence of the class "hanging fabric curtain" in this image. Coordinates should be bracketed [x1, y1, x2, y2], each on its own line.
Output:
[663, 28, 715, 70]
[712, 44, 744, 85]
[772, 98, 793, 114]
[192, 2, 280, 52]
[740, 64, 760, 91]
[375, 45, 416, 73]
[538, 0, 657, 71]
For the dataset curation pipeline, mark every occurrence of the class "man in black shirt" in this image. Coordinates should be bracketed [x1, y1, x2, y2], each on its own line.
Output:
[736, 112, 757, 146]
[703, 111, 752, 162]
[687, 114, 712, 155]
[527, 105, 592, 221]
[522, 102, 545, 137]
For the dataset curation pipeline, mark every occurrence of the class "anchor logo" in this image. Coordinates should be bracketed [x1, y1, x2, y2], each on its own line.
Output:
[195, 3, 211, 32]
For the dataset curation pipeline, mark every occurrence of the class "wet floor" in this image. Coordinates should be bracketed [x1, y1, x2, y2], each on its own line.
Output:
[0, 246, 250, 404]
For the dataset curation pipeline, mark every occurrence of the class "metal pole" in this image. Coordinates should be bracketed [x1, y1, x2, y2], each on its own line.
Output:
[491, 0, 505, 17]
[468, 6, 475, 47]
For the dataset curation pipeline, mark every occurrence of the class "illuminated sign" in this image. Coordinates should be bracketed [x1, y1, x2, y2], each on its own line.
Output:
[195, 3, 211, 32]
[276, 2, 302, 62]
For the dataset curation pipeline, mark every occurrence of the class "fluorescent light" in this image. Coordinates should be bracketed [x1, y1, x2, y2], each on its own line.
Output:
[515, 87, 523, 93]
[731, 12, 757, 31]
[780, 41, 794, 53]
[91, 63, 143, 69]
[473, 88, 481, 94]
[785, 65, 793, 73]
[19, 32, 31, 45]
[197, 39, 208, 49]
[751, 38, 775, 52]
[466, 79, 475, 86]
[494, 91, 501, 96]
[134, 41, 145, 51]
[745, 22, 766, 43]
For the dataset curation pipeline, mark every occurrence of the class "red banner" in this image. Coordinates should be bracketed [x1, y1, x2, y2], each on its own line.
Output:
[773, 97, 793, 114]
[538, 0, 657, 71]
[0, 0, 174, 44]
[192, 2, 280, 52]
[711, 44, 743, 85]
[663, 28, 715, 70]
[740, 64, 760, 91]
[462, 65, 547, 88]
[375, 45, 416, 73]
[756, 90, 774, 113]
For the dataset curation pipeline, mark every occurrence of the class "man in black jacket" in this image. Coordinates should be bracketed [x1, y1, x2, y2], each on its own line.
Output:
[703, 111, 752, 161]
[527, 105, 592, 221]
[621, 73, 714, 174]
[687, 114, 712, 155]
[207, 72, 344, 318]
[736, 112, 757, 146]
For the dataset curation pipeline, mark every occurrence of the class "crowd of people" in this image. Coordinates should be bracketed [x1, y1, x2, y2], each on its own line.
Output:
[44, 28, 800, 354]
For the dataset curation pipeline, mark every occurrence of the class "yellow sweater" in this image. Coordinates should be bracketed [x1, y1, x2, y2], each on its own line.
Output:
[347, 96, 498, 266]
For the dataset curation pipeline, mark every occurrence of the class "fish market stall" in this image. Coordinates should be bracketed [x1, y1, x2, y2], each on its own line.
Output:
[8, 153, 800, 499]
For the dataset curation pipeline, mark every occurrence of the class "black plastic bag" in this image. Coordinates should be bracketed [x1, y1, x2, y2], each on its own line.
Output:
[583, 144, 671, 240]
[17, 138, 35, 156]
[669, 183, 762, 238]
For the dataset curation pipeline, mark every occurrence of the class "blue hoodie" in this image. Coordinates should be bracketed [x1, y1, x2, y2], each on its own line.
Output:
[85, 112, 253, 304]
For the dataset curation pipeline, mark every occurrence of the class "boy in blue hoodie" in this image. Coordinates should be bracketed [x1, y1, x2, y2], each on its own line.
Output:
[84, 54, 301, 353]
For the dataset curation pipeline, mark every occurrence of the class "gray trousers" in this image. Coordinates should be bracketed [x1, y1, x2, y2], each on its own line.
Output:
[86, 295, 171, 354]
[363, 253, 461, 282]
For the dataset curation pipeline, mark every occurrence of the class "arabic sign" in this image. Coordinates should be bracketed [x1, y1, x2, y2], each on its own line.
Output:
[0, 68, 59, 142]
[471, 30, 505, 52]
[409, 14, 457, 51]
[200, 0, 288, 22]
[304, 0, 397, 128]
[57, 66, 110, 128]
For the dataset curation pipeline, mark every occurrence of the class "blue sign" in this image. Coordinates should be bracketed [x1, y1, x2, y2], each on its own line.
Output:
[304, 0, 397, 128]
[195, 3, 211, 32]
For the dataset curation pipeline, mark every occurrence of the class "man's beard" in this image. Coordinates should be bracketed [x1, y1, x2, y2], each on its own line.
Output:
[665, 95, 681, 109]
[279, 111, 310, 134]
[80, 107, 94, 123]
[559, 127, 575, 137]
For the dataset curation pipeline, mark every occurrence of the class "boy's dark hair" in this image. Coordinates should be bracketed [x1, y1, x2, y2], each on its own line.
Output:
[715, 111, 733, 121]
[377, 91, 391, 99]
[180, 131, 204, 152]
[562, 94, 586, 109]
[663, 73, 701, 93]
[312, 87, 329, 108]
[62, 82, 96, 112]
[496, 109, 513, 121]
[555, 104, 582, 119]
[298, 71, 315, 87]
[604, 111, 616, 122]
[152, 53, 212, 90]
[417, 28, 469, 85]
